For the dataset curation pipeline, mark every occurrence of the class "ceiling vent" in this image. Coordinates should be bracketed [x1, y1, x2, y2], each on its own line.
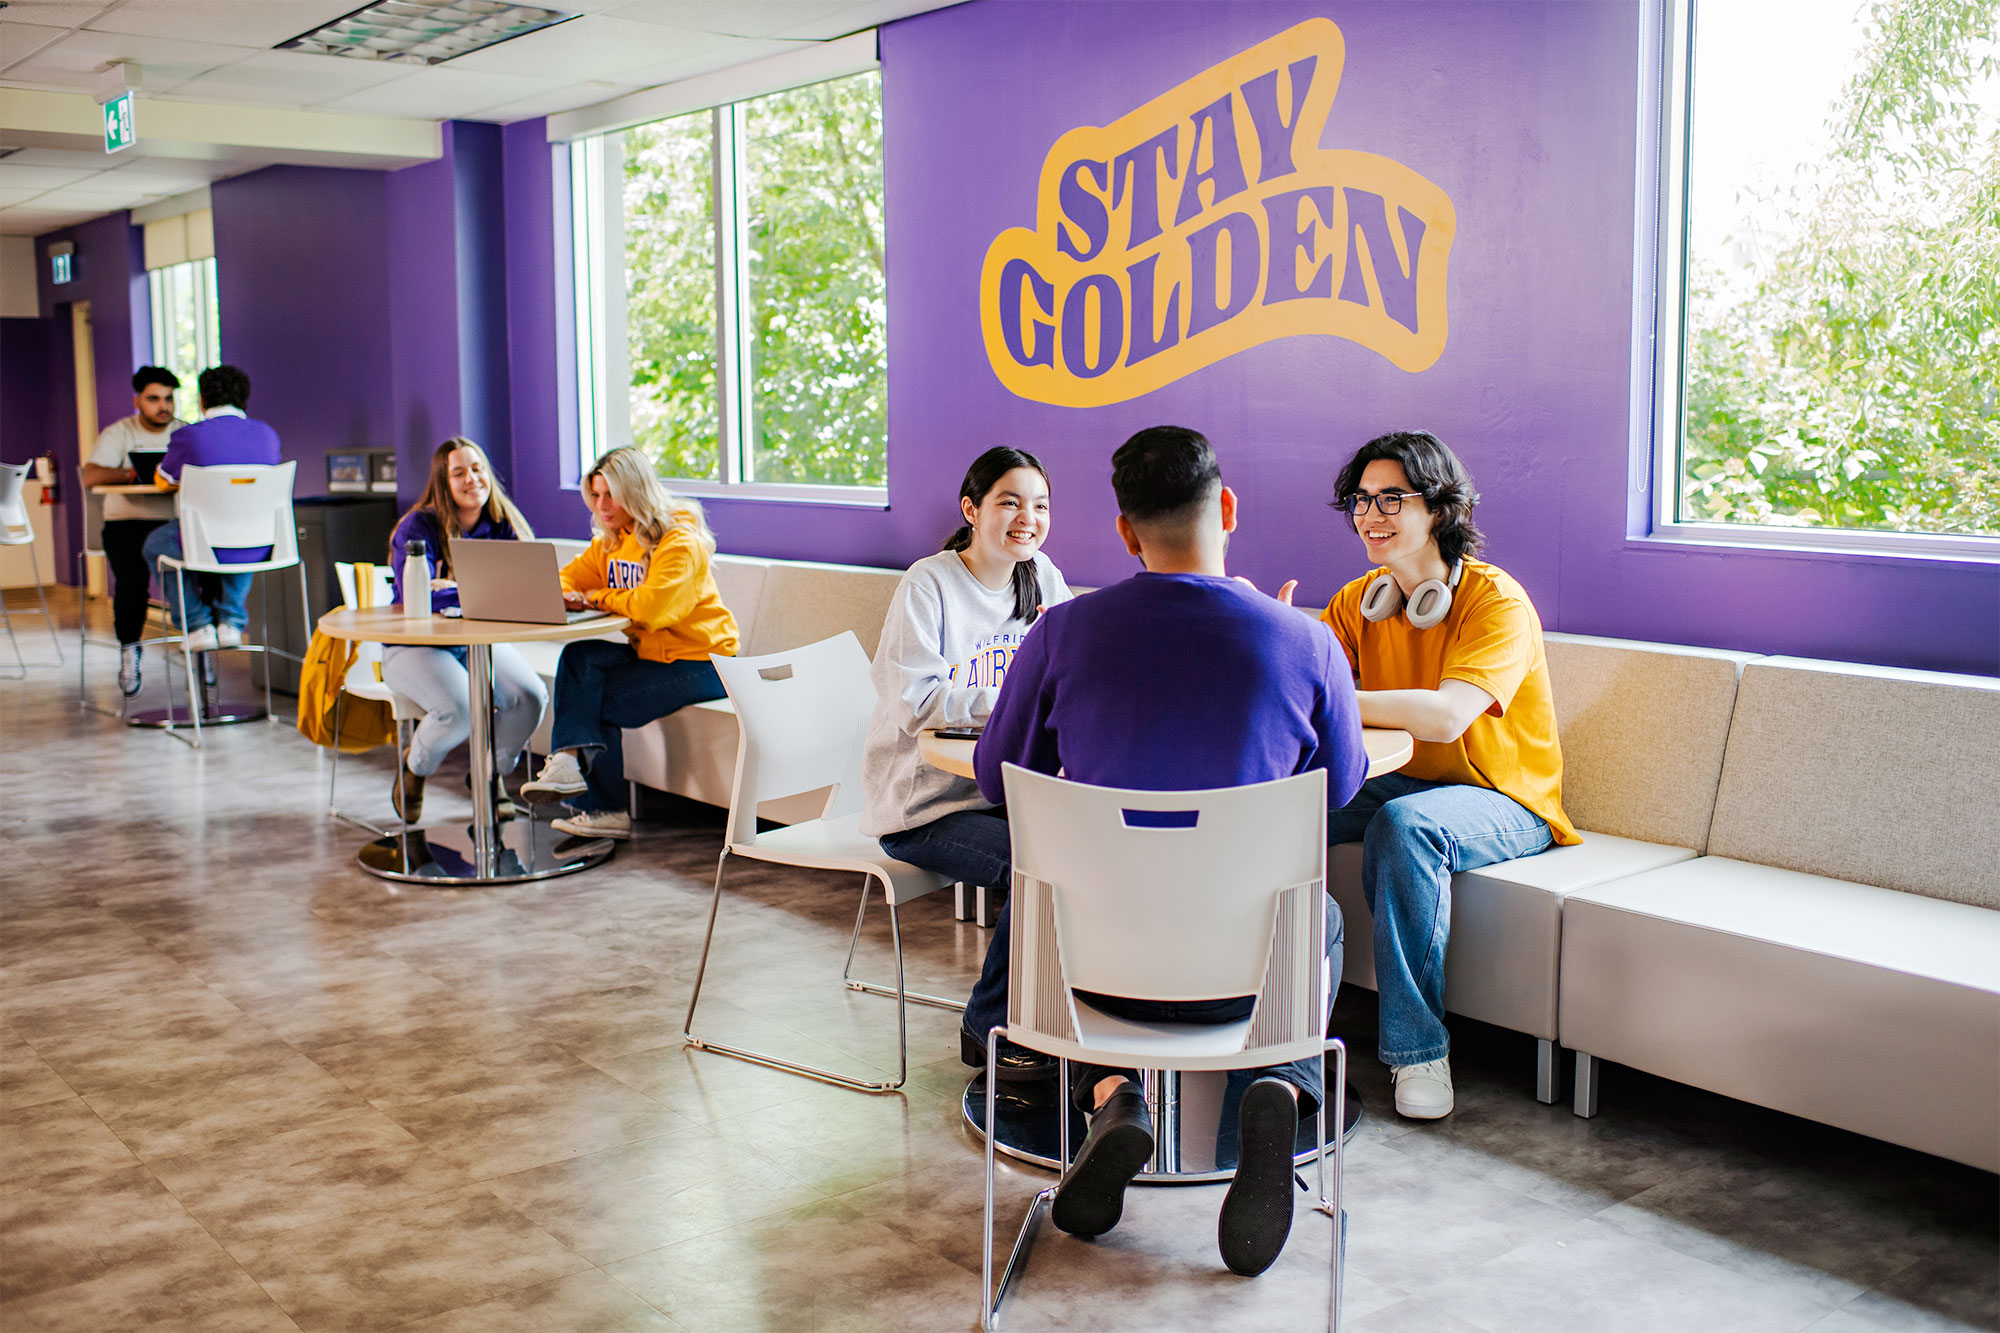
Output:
[277, 0, 579, 66]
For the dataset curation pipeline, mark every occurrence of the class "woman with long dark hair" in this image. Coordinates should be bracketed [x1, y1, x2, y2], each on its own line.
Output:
[380, 438, 548, 821]
[859, 446, 1072, 1075]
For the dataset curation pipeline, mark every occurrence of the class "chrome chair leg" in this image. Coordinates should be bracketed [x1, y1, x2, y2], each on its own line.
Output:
[1317, 1037, 1346, 1332]
[982, 1024, 1055, 1332]
[26, 543, 61, 663]
[841, 874, 964, 1010]
[683, 851, 910, 1093]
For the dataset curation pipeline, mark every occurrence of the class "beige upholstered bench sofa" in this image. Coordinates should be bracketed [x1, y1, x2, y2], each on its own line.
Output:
[519, 548, 903, 824]
[1326, 632, 1759, 1102]
[1559, 657, 2000, 1172]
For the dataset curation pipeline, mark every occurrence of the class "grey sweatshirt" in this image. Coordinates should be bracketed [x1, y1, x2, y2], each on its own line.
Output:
[859, 549, 1072, 837]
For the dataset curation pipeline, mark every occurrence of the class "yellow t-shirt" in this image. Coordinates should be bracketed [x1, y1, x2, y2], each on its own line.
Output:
[1321, 560, 1576, 845]
[560, 518, 739, 664]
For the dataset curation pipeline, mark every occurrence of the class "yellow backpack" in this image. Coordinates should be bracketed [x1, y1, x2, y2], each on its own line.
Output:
[295, 562, 397, 753]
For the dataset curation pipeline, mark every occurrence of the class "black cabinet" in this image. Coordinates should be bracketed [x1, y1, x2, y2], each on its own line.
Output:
[252, 496, 398, 693]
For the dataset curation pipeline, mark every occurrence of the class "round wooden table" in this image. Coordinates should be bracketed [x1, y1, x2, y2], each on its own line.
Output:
[936, 725, 1418, 1181]
[317, 607, 629, 886]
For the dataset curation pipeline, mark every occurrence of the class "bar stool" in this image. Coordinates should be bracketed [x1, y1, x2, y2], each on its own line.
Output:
[0, 461, 62, 679]
[152, 462, 310, 747]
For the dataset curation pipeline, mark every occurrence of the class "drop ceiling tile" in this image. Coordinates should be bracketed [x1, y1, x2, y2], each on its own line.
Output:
[0, 19, 71, 68]
[91, 162, 221, 192]
[606, 37, 794, 91]
[0, 163, 106, 189]
[454, 78, 626, 123]
[444, 14, 732, 79]
[85, 0, 364, 49]
[0, 147, 115, 170]
[26, 183, 153, 206]
[2, 1, 115, 25]
[168, 48, 414, 106]
[782, 0, 957, 39]
[603, 1, 855, 39]
[0, 185, 55, 205]
[320, 65, 562, 118]
[4, 27, 256, 92]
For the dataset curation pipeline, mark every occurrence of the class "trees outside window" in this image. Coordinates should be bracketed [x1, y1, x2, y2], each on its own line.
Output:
[574, 71, 886, 495]
[1667, 0, 1998, 546]
[149, 257, 220, 423]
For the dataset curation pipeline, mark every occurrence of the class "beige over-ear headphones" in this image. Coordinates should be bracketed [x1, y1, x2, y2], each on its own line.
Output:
[1359, 561, 1462, 629]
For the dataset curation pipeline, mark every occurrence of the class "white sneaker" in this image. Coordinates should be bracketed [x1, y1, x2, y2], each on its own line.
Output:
[119, 644, 143, 697]
[1391, 1057, 1455, 1119]
[214, 623, 243, 648]
[551, 809, 630, 840]
[184, 625, 221, 652]
[521, 751, 588, 797]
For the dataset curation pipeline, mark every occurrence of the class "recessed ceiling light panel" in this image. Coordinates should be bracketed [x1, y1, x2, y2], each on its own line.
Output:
[278, 0, 580, 66]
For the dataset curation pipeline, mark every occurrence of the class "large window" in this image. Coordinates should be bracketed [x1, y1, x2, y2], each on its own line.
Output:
[571, 70, 887, 498]
[148, 257, 221, 424]
[1652, 0, 1999, 554]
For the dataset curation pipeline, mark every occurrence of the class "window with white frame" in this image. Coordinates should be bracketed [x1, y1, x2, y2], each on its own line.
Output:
[144, 206, 222, 424]
[1650, 0, 1999, 553]
[571, 69, 887, 498]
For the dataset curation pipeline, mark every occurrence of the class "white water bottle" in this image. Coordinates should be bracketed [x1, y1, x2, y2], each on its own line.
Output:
[403, 538, 432, 621]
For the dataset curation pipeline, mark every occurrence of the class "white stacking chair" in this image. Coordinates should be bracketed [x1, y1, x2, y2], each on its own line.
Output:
[327, 561, 427, 835]
[156, 461, 309, 747]
[0, 461, 62, 678]
[981, 764, 1346, 1332]
[682, 631, 956, 1093]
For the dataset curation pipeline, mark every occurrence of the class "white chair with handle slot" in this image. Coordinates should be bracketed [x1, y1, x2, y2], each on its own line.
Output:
[980, 763, 1346, 1331]
[327, 561, 428, 835]
[0, 461, 62, 678]
[155, 461, 309, 746]
[682, 631, 957, 1093]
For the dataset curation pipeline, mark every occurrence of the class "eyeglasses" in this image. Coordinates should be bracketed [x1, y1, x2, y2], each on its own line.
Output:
[1337, 490, 1424, 516]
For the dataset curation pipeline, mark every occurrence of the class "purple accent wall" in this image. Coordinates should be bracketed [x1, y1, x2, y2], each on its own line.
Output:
[386, 128, 464, 499]
[212, 166, 394, 499]
[26, 211, 149, 581]
[451, 122, 511, 464]
[654, 0, 1993, 675]
[0, 318, 59, 467]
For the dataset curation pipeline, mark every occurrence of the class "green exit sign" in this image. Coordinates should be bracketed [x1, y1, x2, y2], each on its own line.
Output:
[103, 92, 135, 154]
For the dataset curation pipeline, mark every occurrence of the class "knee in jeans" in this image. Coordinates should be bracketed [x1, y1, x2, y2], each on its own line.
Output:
[1367, 801, 1451, 859]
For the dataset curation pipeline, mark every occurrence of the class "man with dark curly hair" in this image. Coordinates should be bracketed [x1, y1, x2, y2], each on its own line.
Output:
[141, 365, 283, 653]
[1320, 430, 1576, 1120]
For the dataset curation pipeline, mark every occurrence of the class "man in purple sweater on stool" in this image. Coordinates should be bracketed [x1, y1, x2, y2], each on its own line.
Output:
[141, 365, 284, 653]
[972, 425, 1369, 1278]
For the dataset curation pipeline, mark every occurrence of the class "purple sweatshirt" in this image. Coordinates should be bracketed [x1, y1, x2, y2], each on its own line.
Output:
[974, 572, 1368, 809]
[156, 411, 284, 563]
[389, 508, 521, 611]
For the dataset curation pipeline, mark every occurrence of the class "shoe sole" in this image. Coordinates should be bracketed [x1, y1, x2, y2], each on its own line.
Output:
[1051, 1115, 1153, 1238]
[1393, 1098, 1453, 1120]
[551, 821, 630, 840]
[1218, 1080, 1299, 1276]
[520, 782, 589, 798]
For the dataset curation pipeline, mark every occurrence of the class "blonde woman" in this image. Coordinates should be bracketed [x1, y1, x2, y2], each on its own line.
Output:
[521, 447, 739, 838]
[381, 438, 548, 822]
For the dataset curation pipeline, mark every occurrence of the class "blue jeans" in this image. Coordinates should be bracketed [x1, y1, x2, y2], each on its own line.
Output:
[1329, 773, 1553, 1067]
[878, 809, 1014, 1039]
[141, 521, 252, 631]
[549, 640, 725, 812]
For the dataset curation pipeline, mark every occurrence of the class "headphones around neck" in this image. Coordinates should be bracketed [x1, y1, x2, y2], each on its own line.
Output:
[1359, 560, 1463, 630]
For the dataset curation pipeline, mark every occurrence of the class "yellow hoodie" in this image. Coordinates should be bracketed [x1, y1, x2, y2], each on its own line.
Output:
[560, 517, 739, 664]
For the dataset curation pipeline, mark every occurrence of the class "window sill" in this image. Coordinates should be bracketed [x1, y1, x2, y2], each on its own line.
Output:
[663, 479, 888, 509]
[1636, 523, 2000, 566]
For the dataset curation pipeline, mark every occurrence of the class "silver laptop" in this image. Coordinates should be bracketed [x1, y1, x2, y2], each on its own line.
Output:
[450, 539, 611, 625]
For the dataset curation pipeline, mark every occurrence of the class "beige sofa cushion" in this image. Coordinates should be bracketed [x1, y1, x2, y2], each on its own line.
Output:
[1542, 633, 1758, 852]
[1705, 657, 2000, 909]
[1561, 856, 2000, 1171]
[710, 555, 768, 651]
[1330, 831, 1695, 1041]
[742, 561, 904, 658]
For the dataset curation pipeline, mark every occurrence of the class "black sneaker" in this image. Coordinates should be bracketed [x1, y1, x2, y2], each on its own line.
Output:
[960, 1026, 1057, 1081]
[1217, 1077, 1300, 1276]
[1051, 1082, 1153, 1237]
[393, 750, 426, 824]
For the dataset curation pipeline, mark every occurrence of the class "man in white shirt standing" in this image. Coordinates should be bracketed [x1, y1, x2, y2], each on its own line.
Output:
[79, 367, 187, 696]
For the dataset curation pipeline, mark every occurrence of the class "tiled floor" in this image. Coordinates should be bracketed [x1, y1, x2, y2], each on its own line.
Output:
[3, 590, 1996, 1332]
